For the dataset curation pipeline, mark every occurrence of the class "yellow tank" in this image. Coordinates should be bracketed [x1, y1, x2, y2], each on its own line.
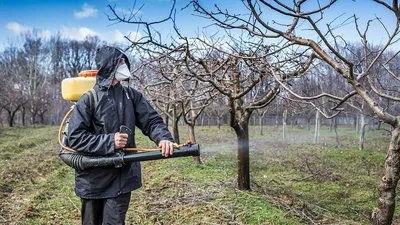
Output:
[62, 70, 97, 102]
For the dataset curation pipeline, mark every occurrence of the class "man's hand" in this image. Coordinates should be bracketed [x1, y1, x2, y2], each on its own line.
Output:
[159, 140, 179, 157]
[114, 132, 128, 149]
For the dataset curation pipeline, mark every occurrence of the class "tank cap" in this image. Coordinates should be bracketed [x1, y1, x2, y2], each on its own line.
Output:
[78, 70, 98, 77]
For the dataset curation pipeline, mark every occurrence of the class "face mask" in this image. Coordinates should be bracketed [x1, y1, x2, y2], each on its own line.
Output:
[115, 63, 132, 81]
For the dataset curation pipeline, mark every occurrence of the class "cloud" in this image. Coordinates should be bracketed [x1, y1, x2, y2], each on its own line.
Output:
[6, 22, 31, 33]
[60, 26, 141, 44]
[6, 22, 52, 39]
[6, 22, 140, 44]
[102, 29, 141, 44]
[39, 30, 52, 39]
[74, 3, 98, 19]
[60, 26, 99, 41]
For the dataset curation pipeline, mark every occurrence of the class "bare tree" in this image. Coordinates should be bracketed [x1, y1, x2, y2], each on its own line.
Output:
[0, 31, 104, 127]
[256, 104, 275, 136]
[47, 34, 68, 124]
[192, 0, 400, 223]
[140, 58, 184, 144]
[64, 39, 94, 78]
[180, 77, 216, 165]
[0, 44, 27, 126]
[209, 97, 229, 130]
[106, 0, 322, 190]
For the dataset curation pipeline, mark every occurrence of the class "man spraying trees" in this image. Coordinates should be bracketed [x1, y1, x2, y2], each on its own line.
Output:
[66, 46, 178, 224]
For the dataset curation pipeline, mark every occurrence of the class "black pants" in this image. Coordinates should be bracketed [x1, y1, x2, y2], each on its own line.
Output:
[81, 192, 131, 225]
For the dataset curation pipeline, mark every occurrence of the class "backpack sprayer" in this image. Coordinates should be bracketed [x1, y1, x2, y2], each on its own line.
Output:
[59, 70, 200, 170]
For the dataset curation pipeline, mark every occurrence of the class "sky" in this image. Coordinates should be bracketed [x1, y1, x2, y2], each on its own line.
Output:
[0, 0, 397, 50]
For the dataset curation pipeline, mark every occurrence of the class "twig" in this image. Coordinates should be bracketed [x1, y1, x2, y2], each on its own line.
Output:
[291, 174, 319, 182]
[68, 196, 80, 213]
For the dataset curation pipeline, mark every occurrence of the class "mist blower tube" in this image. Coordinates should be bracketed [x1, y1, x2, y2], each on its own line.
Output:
[58, 108, 200, 171]
[59, 144, 200, 171]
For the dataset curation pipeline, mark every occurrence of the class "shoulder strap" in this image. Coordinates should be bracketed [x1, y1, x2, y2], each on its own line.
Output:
[86, 88, 98, 114]
[124, 86, 134, 103]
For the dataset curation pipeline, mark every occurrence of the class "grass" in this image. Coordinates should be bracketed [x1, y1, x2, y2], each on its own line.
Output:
[0, 124, 397, 224]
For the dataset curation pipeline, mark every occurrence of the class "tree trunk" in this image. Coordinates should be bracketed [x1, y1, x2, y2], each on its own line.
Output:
[372, 126, 400, 225]
[11, 113, 16, 127]
[355, 114, 359, 134]
[259, 115, 263, 136]
[22, 107, 26, 126]
[7, 111, 14, 127]
[189, 125, 202, 165]
[171, 105, 180, 144]
[314, 111, 320, 144]
[201, 114, 204, 126]
[307, 116, 311, 131]
[6, 108, 20, 127]
[172, 119, 180, 144]
[359, 112, 365, 150]
[40, 113, 45, 124]
[282, 109, 287, 139]
[334, 117, 340, 147]
[234, 123, 250, 190]
[164, 114, 169, 127]
[31, 112, 38, 124]
[217, 117, 221, 129]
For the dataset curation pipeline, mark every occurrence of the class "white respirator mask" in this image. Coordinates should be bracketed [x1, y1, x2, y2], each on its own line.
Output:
[115, 63, 132, 81]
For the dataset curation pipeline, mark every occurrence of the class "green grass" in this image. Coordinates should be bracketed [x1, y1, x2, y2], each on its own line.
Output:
[0, 124, 396, 224]
[190, 125, 393, 224]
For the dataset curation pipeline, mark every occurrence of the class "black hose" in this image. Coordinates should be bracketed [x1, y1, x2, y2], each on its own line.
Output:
[59, 144, 200, 170]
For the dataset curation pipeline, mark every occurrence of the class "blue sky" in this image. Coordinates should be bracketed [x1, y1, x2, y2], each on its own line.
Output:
[0, 0, 397, 49]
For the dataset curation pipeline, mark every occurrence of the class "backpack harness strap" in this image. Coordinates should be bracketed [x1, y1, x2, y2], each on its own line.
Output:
[86, 88, 98, 115]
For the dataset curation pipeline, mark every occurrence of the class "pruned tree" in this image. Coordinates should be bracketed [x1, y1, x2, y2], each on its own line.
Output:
[47, 34, 69, 124]
[106, 0, 321, 191]
[0, 43, 28, 126]
[209, 97, 229, 129]
[2, 84, 25, 127]
[191, 0, 400, 223]
[140, 57, 185, 144]
[180, 76, 216, 165]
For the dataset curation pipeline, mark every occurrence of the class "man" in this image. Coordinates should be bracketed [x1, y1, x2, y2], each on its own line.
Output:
[67, 46, 177, 225]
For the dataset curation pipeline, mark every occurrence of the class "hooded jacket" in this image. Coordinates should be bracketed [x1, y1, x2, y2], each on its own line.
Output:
[67, 46, 174, 199]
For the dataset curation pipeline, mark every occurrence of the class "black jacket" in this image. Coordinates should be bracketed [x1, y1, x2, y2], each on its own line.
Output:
[67, 46, 173, 199]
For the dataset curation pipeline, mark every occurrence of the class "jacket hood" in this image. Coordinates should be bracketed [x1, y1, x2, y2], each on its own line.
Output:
[95, 46, 131, 89]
